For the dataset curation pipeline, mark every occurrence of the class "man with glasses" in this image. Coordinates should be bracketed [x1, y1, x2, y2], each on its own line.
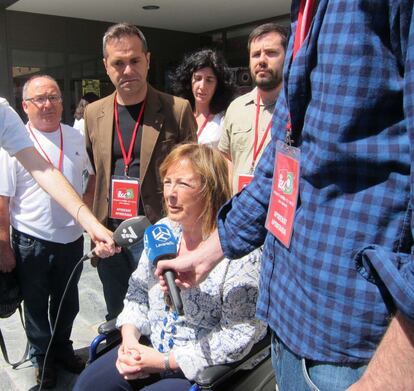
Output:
[0, 75, 91, 388]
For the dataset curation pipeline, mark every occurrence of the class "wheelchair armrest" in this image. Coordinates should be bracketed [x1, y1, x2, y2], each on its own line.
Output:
[97, 319, 118, 336]
[194, 332, 271, 389]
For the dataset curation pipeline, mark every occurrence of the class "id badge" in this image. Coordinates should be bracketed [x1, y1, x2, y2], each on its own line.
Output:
[265, 140, 300, 248]
[110, 176, 140, 220]
[237, 174, 254, 192]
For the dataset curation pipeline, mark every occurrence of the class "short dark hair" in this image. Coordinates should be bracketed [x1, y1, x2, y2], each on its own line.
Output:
[170, 49, 235, 114]
[103, 22, 148, 57]
[247, 23, 289, 53]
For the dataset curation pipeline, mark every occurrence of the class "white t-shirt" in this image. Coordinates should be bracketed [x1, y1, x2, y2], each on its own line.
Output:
[197, 112, 224, 149]
[0, 123, 90, 243]
[0, 98, 33, 155]
[73, 118, 85, 136]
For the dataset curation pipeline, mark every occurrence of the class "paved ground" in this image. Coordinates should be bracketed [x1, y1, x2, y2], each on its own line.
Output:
[0, 235, 107, 391]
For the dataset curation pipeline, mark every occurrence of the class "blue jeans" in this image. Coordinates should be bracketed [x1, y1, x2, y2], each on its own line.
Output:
[271, 333, 367, 391]
[12, 228, 83, 367]
[97, 238, 144, 320]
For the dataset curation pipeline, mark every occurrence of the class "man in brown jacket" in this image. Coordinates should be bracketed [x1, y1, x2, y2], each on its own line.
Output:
[85, 23, 196, 320]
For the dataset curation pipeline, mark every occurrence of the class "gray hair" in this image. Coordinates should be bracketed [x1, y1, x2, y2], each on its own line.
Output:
[103, 22, 148, 57]
[22, 74, 61, 100]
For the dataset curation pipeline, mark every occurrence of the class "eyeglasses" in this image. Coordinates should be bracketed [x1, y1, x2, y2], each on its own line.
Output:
[25, 95, 62, 105]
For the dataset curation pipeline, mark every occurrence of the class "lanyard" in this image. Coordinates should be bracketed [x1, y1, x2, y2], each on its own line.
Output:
[287, 0, 317, 144]
[196, 113, 210, 139]
[28, 123, 63, 171]
[114, 94, 146, 176]
[293, 0, 316, 60]
[252, 90, 272, 171]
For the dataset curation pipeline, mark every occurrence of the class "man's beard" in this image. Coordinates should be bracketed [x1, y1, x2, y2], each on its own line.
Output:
[252, 69, 282, 91]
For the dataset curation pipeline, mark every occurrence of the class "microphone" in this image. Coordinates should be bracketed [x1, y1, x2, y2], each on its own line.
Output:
[144, 224, 184, 315]
[83, 216, 151, 260]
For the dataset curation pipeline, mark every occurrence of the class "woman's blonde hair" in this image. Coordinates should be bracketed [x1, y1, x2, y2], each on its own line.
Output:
[159, 143, 231, 238]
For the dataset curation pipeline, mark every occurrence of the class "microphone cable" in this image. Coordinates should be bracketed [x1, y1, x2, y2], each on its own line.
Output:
[37, 215, 150, 390]
[37, 252, 90, 391]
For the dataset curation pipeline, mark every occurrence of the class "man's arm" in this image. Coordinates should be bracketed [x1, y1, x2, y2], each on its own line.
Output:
[14, 147, 115, 257]
[348, 312, 414, 390]
[217, 109, 232, 160]
[0, 195, 15, 272]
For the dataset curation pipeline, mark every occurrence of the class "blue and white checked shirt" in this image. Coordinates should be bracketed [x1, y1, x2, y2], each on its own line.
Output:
[218, 1, 414, 363]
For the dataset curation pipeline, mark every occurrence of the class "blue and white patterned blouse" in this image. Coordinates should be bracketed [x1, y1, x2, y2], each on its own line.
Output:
[116, 218, 267, 380]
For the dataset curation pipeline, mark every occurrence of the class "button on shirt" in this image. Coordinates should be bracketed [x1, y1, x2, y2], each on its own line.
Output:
[218, 0, 414, 363]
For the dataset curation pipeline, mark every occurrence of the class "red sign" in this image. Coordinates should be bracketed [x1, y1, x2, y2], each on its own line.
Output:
[110, 178, 140, 220]
[237, 174, 254, 192]
[265, 149, 299, 248]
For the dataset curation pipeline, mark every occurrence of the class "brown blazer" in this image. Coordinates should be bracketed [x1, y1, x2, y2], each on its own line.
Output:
[84, 85, 197, 225]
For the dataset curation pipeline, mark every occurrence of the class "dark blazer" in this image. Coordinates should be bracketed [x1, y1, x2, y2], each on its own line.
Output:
[84, 85, 197, 225]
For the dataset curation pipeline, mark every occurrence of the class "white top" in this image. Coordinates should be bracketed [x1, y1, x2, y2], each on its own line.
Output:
[0, 98, 33, 156]
[116, 217, 267, 381]
[0, 123, 90, 243]
[73, 118, 85, 136]
[197, 112, 224, 149]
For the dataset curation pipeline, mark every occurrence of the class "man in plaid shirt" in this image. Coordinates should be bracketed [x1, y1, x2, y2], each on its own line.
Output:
[157, 1, 414, 390]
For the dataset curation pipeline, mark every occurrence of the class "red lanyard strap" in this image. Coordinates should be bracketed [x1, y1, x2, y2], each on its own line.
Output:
[28, 123, 63, 171]
[252, 90, 272, 170]
[196, 113, 210, 138]
[293, 0, 316, 60]
[114, 94, 146, 176]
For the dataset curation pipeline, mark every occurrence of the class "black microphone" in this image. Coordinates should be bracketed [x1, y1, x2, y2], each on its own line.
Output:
[83, 216, 151, 260]
[144, 224, 184, 315]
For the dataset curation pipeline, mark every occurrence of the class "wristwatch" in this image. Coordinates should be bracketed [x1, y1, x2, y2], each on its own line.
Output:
[164, 352, 171, 372]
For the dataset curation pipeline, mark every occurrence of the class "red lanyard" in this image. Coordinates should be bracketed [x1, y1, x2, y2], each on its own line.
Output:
[293, 0, 316, 60]
[28, 123, 63, 171]
[252, 90, 272, 170]
[196, 113, 210, 138]
[114, 94, 146, 176]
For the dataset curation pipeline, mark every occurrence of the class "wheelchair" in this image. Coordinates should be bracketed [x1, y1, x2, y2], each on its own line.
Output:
[89, 319, 276, 391]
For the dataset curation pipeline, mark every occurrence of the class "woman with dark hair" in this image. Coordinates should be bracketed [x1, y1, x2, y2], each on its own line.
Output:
[171, 49, 235, 148]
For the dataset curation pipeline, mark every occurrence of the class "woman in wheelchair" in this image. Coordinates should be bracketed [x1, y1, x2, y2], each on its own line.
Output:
[74, 143, 266, 391]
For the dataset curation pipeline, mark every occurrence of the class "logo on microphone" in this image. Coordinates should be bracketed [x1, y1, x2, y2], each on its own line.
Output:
[121, 226, 138, 243]
[152, 225, 172, 242]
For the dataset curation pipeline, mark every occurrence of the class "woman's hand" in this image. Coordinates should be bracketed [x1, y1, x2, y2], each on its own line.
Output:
[116, 341, 148, 380]
[116, 342, 165, 379]
[134, 344, 165, 374]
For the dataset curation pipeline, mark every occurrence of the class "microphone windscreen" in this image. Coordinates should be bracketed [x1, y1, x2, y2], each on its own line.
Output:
[113, 216, 151, 247]
[144, 224, 177, 265]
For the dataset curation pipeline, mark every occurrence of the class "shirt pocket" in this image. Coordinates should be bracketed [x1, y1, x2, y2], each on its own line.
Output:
[232, 125, 253, 152]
